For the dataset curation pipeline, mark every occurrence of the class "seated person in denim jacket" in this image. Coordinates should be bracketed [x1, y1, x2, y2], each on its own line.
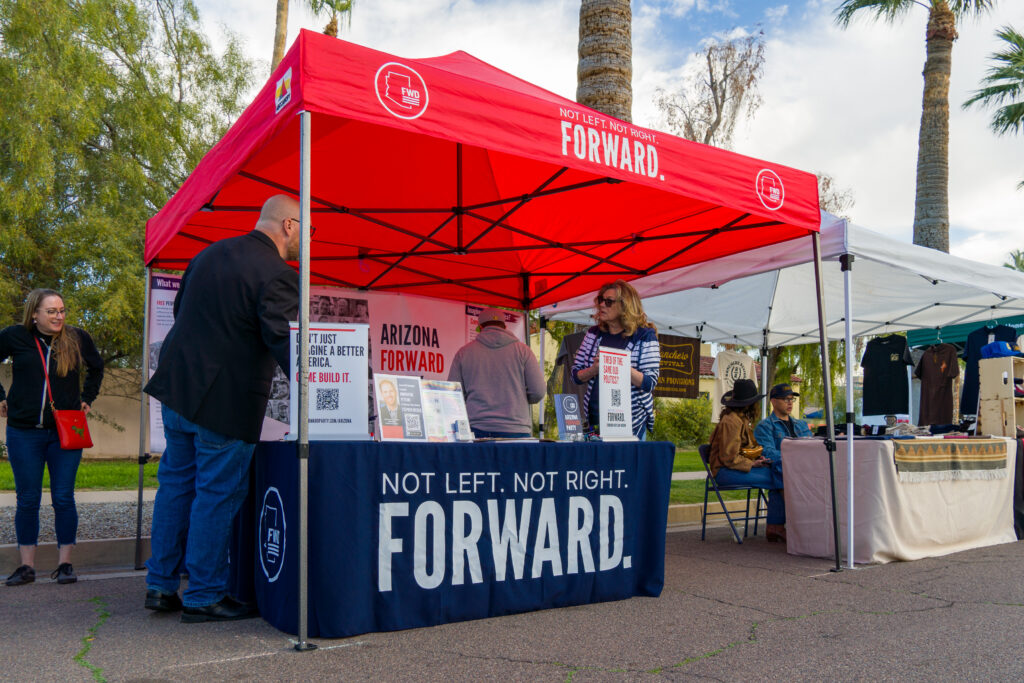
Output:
[754, 383, 812, 465]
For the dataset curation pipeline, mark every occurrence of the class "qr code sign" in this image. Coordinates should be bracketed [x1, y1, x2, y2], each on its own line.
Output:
[611, 388, 621, 407]
[316, 388, 339, 411]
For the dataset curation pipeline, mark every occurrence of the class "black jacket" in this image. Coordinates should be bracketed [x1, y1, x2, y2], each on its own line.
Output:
[0, 324, 105, 430]
[144, 230, 299, 443]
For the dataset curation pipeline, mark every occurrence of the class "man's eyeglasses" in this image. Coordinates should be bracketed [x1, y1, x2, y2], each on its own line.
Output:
[774, 397, 796, 403]
[289, 217, 317, 238]
[597, 296, 618, 307]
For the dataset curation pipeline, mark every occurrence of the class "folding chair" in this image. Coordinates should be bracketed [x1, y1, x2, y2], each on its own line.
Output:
[698, 444, 769, 544]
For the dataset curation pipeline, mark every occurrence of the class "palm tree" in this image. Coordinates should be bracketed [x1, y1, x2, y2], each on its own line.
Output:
[576, 0, 632, 122]
[1004, 249, 1024, 272]
[835, 0, 997, 253]
[271, 0, 354, 72]
[963, 25, 1024, 187]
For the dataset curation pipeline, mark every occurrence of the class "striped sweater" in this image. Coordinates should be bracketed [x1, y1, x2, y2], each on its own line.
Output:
[571, 325, 660, 437]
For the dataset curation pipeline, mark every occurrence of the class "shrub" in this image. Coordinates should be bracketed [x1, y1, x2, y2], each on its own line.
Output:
[652, 396, 712, 447]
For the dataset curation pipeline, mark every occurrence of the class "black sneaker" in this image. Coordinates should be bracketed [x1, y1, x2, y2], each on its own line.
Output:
[5, 565, 36, 586]
[51, 563, 77, 584]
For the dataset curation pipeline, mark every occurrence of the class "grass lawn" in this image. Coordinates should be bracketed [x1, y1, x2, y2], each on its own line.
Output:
[673, 449, 703, 473]
[669, 480, 750, 505]
[0, 459, 158, 491]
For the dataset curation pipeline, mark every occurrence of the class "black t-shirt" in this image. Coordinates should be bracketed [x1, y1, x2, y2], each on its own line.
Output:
[861, 335, 913, 415]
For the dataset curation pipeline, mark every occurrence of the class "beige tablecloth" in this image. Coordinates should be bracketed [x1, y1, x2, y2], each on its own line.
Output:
[782, 437, 1017, 564]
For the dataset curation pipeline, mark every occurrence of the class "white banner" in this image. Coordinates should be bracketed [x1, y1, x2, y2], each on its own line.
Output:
[146, 273, 181, 453]
[286, 322, 370, 441]
[598, 346, 633, 440]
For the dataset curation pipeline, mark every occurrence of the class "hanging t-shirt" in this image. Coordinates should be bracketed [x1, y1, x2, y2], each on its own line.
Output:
[914, 343, 960, 426]
[710, 349, 757, 422]
[960, 325, 1017, 417]
[861, 335, 913, 416]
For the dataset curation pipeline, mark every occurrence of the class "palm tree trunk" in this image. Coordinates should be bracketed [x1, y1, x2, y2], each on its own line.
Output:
[576, 0, 632, 122]
[271, 0, 289, 73]
[912, 1, 956, 253]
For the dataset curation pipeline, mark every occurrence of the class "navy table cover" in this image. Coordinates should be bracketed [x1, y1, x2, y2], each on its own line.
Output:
[236, 440, 674, 638]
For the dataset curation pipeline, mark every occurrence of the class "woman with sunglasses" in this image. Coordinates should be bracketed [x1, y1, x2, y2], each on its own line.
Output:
[571, 280, 660, 439]
[0, 289, 104, 586]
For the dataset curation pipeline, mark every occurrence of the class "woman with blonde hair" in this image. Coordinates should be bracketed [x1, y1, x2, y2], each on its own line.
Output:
[0, 289, 104, 585]
[571, 279, 660, 438]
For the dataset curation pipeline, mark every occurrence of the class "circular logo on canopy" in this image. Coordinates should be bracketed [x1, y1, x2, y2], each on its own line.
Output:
[375, 62, 429, 120]
[259, 486, 286, 583]
[755, 169, 784, 211]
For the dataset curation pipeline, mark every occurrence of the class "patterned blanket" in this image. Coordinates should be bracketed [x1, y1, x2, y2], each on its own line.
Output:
[893, 438, 1007, 483]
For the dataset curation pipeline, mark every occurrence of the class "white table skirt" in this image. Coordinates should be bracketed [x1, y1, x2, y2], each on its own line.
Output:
[782, 437, 1017, 564]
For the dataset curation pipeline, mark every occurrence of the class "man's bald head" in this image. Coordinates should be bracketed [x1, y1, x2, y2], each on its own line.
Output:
[255, 194, 301, 260]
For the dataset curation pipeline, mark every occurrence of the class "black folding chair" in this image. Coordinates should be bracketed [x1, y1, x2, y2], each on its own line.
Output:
[698, 444, 769, 544]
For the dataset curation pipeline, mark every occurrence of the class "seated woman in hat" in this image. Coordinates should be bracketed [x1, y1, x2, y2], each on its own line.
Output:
[708, 378, 787, 542]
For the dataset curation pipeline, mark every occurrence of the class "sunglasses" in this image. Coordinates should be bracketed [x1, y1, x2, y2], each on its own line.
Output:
[597, 296, 619, 307]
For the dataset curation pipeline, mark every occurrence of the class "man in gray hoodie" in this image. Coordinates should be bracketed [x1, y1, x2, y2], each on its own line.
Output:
[448, 308, 546, 438]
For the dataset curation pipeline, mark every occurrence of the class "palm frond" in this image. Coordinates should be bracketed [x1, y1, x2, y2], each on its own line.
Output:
[835, 0, 916, 28]
[963, 26, 1024, 135]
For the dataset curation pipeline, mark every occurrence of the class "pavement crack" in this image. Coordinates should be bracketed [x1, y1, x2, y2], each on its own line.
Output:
[74, 596, 111, 683]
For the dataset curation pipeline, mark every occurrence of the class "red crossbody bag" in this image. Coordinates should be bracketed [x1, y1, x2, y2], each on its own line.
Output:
[34, 337, 93, 450]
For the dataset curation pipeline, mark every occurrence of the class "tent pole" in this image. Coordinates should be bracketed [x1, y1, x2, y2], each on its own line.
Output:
[134, 268, 152, 570]
[295, 110, 316, 652]
[841, 253, 856, 569]
[538, 316, 546, 437]
[760, 330, 768, 419]
[812, 232, 842, 573]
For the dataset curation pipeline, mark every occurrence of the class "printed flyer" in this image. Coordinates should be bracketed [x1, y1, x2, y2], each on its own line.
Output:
[598, 346, 634, 440]
[286, 322, 370, 441]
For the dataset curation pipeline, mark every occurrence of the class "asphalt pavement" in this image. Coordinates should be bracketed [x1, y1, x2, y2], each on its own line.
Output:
[2, 525, 1022, 681]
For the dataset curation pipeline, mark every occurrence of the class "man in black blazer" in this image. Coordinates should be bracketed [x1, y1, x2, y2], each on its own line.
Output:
[143, 194, 300, 622]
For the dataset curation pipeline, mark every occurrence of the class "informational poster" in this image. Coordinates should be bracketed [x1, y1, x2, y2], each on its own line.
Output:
[146, 273, 181, 453]
[464, 304, 526, 342]
[375, 374, 426, 441]
[598, 346, 634, 440]
[286, 322, 370, 441]
[654, 334, 699, 399]
[554, 393, 583, 440]
[421, 379, 472, 442]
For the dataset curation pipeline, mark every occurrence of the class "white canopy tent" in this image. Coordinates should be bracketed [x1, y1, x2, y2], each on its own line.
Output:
[542, 213, 1024, 346]
[542, 212, 1024, 567]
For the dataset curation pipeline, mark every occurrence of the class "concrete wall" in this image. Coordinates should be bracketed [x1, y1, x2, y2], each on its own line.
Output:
[0, 365, 143, 460]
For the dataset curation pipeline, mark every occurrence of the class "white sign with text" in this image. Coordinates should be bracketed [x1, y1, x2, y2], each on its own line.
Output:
[287, 322, 370, 441]
[598, 346, 634, 440]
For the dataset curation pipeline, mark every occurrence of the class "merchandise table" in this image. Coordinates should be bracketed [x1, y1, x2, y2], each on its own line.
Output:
[782, 437, 1016, 564]
[231, 440, 675, 637]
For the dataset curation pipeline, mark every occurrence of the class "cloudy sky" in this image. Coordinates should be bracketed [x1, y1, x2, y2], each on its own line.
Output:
[196, 0, 1023, 266]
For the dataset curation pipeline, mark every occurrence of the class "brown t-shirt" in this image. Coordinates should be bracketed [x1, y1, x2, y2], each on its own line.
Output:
[915, 343, 960, 426]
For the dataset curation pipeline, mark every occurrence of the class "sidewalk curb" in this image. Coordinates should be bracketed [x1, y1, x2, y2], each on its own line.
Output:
[0, 537, 150, 574]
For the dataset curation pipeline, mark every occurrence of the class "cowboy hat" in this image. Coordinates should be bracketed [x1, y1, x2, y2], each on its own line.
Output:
[720, 378, 764, 407]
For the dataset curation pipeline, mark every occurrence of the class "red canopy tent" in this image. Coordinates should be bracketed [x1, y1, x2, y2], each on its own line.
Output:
[141, 32, 840, 645]
[145, 31, 819, 308]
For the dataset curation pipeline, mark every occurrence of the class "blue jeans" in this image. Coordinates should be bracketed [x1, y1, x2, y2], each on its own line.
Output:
[715, 457, 785, 525]
[6, 426, 82, 547]
[146, 405, 255, 607]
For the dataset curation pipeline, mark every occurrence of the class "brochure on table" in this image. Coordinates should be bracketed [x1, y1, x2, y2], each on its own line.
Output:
[554, 393, 583, 440]
[286, 322, 370, 441]
[375, 374, 472, 442]
[598, 346, 635, 440]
